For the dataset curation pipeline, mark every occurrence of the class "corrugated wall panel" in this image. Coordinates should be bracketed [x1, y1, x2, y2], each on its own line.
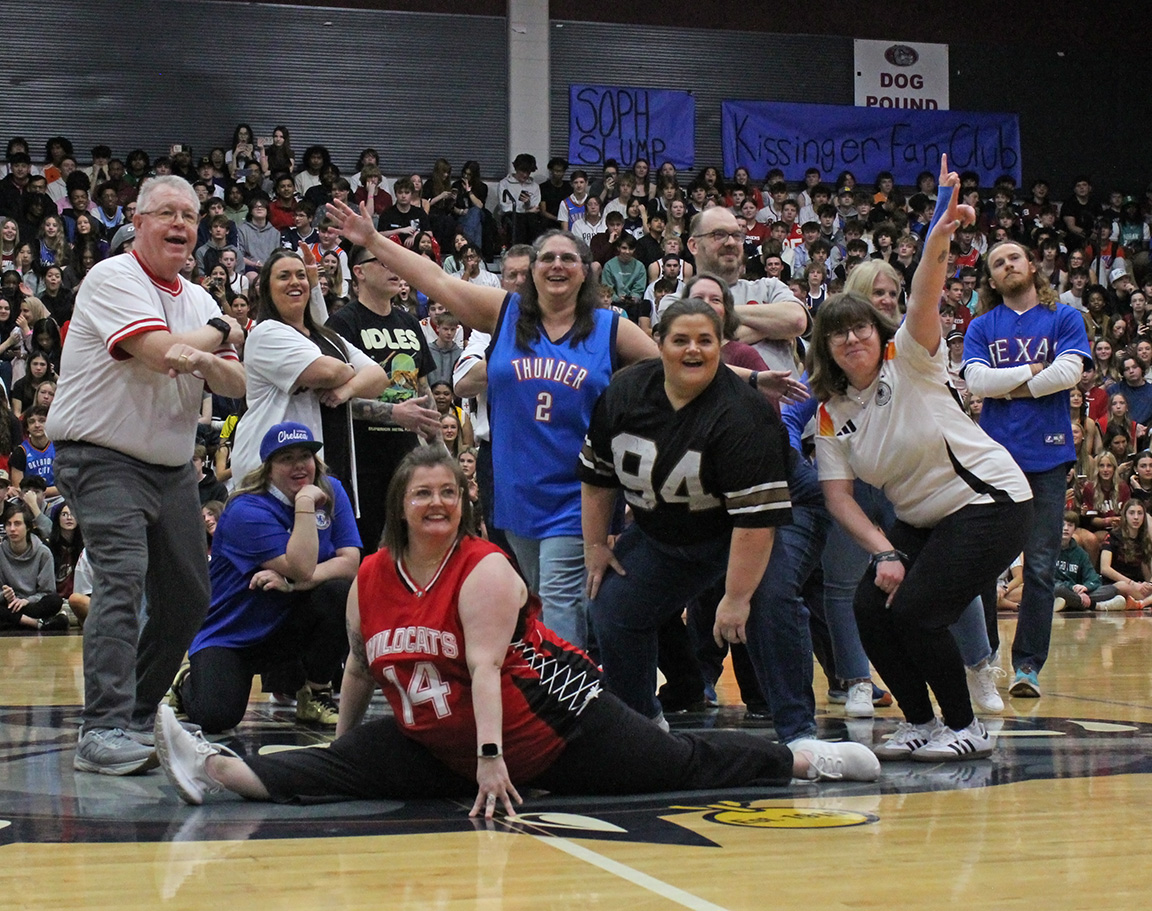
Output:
[549, 21, 853, 178]
[0, 0, 509, 178]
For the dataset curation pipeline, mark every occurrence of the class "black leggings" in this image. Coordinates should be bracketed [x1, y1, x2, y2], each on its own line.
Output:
[246, 690, 796, 803]
[854, 500, 1031, 730]
[181, 579, 350, 733]
[0, 593, 64, 628]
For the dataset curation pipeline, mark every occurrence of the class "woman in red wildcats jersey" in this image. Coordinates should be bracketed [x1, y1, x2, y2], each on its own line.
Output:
[154, 447, 880, 812]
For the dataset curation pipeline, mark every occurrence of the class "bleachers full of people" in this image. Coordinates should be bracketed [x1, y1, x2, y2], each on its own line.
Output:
[5, 122, 1152, 781]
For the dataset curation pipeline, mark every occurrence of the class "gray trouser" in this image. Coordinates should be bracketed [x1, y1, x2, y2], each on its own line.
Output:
[55, 442, 210, 732]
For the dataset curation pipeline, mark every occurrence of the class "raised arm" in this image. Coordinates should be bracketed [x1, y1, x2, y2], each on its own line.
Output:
[906, 155, 975, 356]
[327, 200, 505, 334]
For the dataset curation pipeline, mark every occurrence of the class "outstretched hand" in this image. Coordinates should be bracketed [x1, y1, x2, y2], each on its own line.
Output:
[757, 370, 809, 406]
[326, 199, 376, 247]
[298, 242, 320, 290]
[929, 153, 976, 239]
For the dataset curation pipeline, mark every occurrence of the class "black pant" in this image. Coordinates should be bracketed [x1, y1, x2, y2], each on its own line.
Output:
[247, 690, 795, 803]
[181, 579, 351, 733]
[0, 593, 64, 628]
[854, 500, 1031, 730]
[476, 440, 510, 554]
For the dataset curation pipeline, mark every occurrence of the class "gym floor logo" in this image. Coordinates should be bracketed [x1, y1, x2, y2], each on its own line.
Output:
[670, 801, 876, 829]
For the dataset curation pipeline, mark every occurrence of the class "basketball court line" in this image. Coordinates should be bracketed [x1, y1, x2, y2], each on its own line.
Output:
[535, 833, 732, 911]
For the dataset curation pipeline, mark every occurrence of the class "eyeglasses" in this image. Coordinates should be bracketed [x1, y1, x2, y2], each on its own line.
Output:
[538, 251, 583, 266]
[408, 485, 461, 506]
[826, 321, 876, 347]
[139, 208, 199, 228]
[354, 257, 378, 267]
[692, 229, 746, 245]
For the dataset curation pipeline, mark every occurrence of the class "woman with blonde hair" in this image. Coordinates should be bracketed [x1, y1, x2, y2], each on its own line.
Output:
[844, 258, 903, 324]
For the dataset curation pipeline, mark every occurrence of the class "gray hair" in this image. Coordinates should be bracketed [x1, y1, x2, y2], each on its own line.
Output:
[136, 174, 199, 215]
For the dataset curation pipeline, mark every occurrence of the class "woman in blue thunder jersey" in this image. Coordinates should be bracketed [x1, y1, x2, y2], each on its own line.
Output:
[327, 199, 657, 648]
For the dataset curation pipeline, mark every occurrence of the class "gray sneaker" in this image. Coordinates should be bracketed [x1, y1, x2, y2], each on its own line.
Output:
[74, 727, 159, 775]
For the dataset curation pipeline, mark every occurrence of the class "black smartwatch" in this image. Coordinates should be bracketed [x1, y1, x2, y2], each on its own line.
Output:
[207, 317, 231, 345]
[478, 742, 502, 758]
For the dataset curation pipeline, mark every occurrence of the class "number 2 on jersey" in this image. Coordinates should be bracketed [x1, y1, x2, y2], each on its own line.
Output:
[381, 662, 453, 723]
[535, 391, 553, 422]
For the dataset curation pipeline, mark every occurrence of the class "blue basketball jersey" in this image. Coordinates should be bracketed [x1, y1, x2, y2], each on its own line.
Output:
[488, 294, 617, 537]
[963, 302, 1090, 472]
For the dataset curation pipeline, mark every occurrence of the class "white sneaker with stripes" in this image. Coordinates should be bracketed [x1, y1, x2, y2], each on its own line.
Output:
[909, 719, 994, 762]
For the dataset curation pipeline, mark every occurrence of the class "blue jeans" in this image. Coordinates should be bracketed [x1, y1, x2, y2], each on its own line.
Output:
[591, 453, 825, 743]
[505, 532, 588, 649]
[457, 207, 483, 248]
[821, 479, 892, 682]
[950, 597, 993, 667]
[1010, 464, 1069, 674]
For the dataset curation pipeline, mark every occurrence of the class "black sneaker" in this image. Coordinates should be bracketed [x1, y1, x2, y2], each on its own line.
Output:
[38, 612, 70, 632]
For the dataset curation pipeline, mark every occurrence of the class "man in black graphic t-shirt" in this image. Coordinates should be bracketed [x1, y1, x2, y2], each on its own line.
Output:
[326, 245, 441, 551]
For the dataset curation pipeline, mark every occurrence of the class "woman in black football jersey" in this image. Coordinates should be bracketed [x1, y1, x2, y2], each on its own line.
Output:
[580, 297, 807, 734]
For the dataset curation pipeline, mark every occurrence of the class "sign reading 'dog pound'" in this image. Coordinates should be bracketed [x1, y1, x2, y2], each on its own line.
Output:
[854, 39, 950, 110]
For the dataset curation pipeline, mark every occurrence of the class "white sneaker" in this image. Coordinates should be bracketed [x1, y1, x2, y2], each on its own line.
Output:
[873, 718, 944, 761]
[910, 719, 994, 762]
[843, 681, 875, 718]
[1097, 594, 1128, 611]
[154, 704, 239, 805]
[966, 661, 1006, 714]
[790, 738, 881, 782]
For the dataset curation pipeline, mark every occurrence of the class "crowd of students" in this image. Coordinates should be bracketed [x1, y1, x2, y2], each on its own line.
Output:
[3, 125, 1150, 779]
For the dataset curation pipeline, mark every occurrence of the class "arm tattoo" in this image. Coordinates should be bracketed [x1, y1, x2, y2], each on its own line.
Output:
[350, 397, 395, 424]
[347, 618, 370, 671]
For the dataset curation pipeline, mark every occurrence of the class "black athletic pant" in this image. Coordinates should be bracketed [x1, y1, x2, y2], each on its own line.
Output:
[247, 690, 795, 803]
[0, 593, 64, 628]
[181, 579, 351, 733]
[854, 500, 1031, 731]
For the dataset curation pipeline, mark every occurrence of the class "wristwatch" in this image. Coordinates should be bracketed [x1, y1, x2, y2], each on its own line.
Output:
[207, 317, 231, 345]
[478, 742, 502, 758]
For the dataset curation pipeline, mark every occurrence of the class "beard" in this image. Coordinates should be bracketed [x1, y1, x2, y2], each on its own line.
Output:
[997, 269, 1034, 296]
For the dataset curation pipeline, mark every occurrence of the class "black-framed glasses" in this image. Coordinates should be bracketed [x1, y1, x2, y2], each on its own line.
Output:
[827, 322, 876, 347]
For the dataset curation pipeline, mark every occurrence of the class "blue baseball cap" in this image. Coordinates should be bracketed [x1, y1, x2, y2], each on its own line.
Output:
[259, 421, 323, 463]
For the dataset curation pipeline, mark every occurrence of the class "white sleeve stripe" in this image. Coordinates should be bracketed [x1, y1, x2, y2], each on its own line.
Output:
[107, 318, 168, 349]
[730, 501, 791, 515]
[726, 480, 789, 498]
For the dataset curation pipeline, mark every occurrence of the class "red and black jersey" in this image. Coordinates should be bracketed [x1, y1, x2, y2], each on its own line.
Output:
[578, 358, 792, 546]
[357, 536, 601, 780]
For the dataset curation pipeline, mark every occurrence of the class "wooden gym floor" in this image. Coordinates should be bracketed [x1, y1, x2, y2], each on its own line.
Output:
[3, 612, 1151, 910]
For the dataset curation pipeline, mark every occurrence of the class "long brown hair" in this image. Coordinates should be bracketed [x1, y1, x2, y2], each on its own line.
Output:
[977, 240, 1057, 316]
[255, 249, 350, 357]
[229, 451, 335, 509]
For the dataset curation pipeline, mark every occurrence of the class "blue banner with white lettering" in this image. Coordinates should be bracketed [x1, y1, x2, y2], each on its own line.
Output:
[569, 84, 695, 171]
[721, 100, 1020, 185]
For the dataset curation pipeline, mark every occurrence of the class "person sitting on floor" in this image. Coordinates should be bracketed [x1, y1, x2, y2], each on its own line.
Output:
[0, 499, 68, 632]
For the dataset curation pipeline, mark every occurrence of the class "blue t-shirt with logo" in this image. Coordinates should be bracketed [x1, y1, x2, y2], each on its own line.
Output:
[190, 478, 361, 653]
